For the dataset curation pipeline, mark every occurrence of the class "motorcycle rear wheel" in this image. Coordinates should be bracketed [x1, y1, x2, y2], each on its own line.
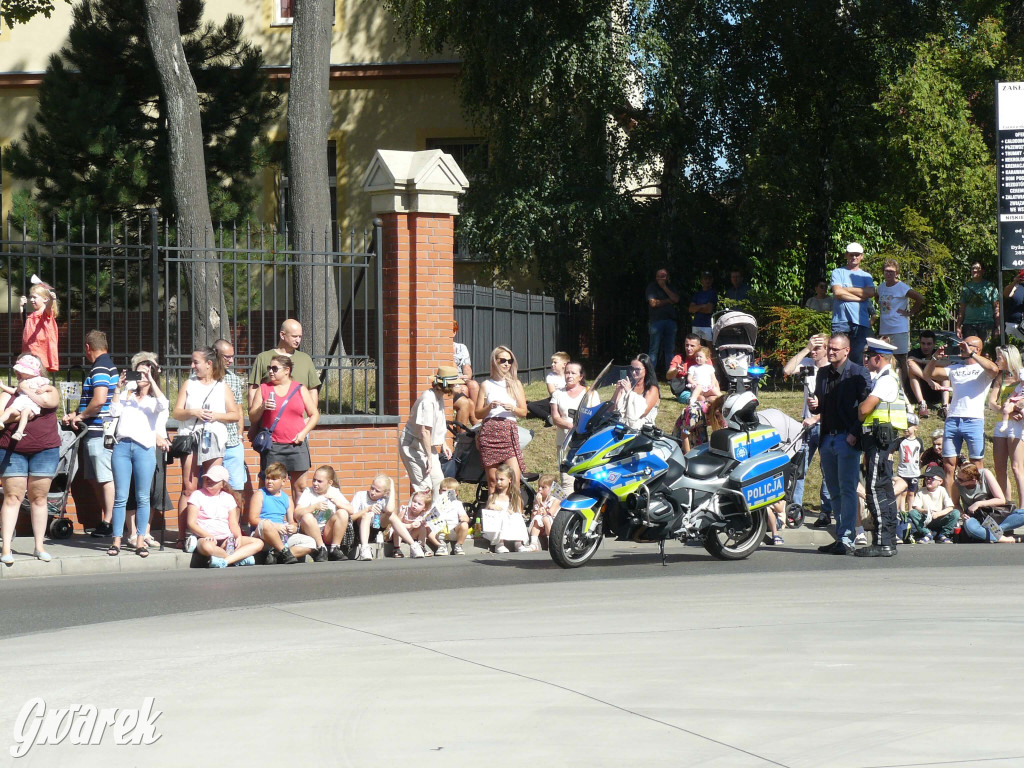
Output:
[702, 507, 767, 560]
[550, 507, 603, 569]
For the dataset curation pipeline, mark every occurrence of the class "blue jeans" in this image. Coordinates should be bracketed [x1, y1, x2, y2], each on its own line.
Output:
[831, 321, 869, 365]
[963, 510, 1024, 541]
[648, 318, 678, 371]
[111, 438, 157, 540]
[819, 432, 862, 547]
[793, 423, 832, 512]
[943, 417, 986, 461]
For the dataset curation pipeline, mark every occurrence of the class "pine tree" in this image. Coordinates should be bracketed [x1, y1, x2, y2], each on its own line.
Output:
[3, 0, 280, 222]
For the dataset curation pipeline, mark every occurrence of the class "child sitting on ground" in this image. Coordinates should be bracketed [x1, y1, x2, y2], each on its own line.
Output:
[186, 464, 262, 567]
[523, 473, 560, 552]
[0, 355, 50, 441]
[294, 465, 353, 561]
[482, 463, 530, 553]
[426, 477, 470, 555]
[395, 489, 432, 557]
[907, 465, 960, 544]
[249, 462, 318, 564]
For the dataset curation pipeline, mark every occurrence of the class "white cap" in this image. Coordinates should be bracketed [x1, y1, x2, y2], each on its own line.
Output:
[865, 337, 898, 355]
[846, 242, 864, 254]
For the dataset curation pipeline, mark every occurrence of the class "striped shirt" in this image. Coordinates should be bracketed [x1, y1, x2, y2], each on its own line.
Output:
[80, 352, 118, 431]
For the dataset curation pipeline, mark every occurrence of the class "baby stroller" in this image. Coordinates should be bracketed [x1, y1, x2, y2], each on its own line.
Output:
[443, 420, 537, 525]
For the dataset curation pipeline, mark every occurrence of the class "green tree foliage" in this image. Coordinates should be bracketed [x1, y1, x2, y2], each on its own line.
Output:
[2, 0, 281, 223]
[389, 0, 1024, 341]
[2, 0, 70, 28]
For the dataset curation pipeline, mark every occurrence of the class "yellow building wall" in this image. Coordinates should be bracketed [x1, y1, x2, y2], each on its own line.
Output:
[0, 0, 479, 228]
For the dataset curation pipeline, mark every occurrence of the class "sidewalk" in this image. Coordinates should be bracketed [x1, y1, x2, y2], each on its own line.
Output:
[0, 520, 838, 580]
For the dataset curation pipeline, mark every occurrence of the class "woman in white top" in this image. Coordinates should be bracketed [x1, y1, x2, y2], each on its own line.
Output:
[988, 346, 1024, 506]
[108, 353, 170, 557]
[171, 345, 240, 547]
[474, 345, 528, 493]
[613, 354, 660, 430]
[550, 361, 599, 497]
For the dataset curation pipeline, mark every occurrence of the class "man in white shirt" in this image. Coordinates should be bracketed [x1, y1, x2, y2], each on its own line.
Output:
[782, 334, 832, 527]
[924, 336, 999, 499]
[876, 258, 923, 394]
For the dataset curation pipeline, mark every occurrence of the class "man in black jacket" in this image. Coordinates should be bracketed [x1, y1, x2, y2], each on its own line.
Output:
[808, 333, 871, 555]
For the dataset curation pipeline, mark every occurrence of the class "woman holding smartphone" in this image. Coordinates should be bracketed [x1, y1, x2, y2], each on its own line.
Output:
[613, 353, 660, 430]
[108, 352, 170, 557]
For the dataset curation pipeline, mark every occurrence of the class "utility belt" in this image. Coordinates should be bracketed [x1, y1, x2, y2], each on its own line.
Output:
[863, 420, 897, 449]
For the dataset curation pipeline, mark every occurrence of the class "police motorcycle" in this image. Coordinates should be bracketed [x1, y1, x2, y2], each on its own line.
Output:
[549, 311, 793, 569]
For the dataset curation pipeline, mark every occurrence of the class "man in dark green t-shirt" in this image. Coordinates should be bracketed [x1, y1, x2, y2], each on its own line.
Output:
[248, 319, 321, 400]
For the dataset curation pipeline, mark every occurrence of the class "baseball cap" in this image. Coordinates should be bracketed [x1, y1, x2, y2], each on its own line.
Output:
[846, 242, 864, 254]
[923, 464, 944, 481]
[204, 465, 230, 484]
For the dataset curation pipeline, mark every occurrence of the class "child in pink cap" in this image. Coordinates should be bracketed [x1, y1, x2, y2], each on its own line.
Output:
[0, 354, 51, 440]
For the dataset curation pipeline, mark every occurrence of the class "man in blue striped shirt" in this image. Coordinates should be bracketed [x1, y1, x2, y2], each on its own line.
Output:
[63, 330, 118, 537]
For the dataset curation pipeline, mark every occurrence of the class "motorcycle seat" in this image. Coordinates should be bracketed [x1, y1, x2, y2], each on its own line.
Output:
[685, 451, 733, 479]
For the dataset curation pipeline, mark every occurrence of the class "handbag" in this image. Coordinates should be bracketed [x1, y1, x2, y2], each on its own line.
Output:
[169, 387, 214, 458]
[252, 384, 301, 454]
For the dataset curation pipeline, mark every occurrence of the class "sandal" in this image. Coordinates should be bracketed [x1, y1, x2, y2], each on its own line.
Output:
[771, 535, 784, 545]
[137, 545, 149, 558]
[107, 544, 120, 557]
[392, 549, 404, 558]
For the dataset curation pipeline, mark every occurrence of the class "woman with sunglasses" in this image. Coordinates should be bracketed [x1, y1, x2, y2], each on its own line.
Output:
[172, 346, 240, 548]
[613, 353, 660, 430]
[248, 354, 319, 497]
[475, 346, 528, 493]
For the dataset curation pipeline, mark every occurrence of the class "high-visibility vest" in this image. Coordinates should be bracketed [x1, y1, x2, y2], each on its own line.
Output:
[864, 368, 909, 430]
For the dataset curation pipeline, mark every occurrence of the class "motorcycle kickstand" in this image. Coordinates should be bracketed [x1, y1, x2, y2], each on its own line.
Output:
[659, 539, 667, 567]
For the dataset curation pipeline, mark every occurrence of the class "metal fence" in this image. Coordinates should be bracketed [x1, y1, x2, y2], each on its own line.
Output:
[0, 211, 384, 419]
[454, 283, 568, 382]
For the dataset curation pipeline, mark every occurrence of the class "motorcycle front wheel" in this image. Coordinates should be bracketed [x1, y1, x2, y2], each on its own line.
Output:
[550, 506, 603, 569]
[702, 507, 768, 560]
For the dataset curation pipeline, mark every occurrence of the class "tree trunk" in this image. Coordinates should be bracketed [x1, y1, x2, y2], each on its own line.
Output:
[288, 0, 339, 366]
[142, 0, 229, 349]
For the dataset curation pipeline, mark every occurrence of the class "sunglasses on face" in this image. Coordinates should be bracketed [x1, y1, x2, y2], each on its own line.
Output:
[268, 366, 282, 373]
[496, 358, 512, 365]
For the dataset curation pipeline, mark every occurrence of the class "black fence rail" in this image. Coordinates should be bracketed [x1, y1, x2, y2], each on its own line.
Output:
[455, 283, 568, 383]
[1, 211, 384, 419]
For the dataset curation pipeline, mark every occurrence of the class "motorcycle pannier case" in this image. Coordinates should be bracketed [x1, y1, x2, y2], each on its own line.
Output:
[727, 452, 791, 512]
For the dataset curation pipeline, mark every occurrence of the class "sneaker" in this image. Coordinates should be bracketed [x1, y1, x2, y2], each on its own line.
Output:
[328, 546, 348, 561]
[434, 545, 448, 556]
[811, 515, 832, 529]
[515, 542, 528, 552]
[938, 405, 948, 420]
[451, 544, 466, 556]
[917, 402, 929, 418]
[264, 549, 277, 565]
[410, 542, 425, 558]
[234, 556, 255, 566]
[277, 547, 298, 565]
[311, 546, 329, 563]
[935, 534, 954, 544]
[854, 532, 868, 546]
[208, 556, 228, 568]
[494, 544, 510, 554]
[184, 534, 197, 553]
[354, 545, 372, 561]
[90, 521, 112, 538]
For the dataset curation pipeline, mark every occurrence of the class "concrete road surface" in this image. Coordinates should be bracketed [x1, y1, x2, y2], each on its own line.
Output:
[0, 544, 1022, 767]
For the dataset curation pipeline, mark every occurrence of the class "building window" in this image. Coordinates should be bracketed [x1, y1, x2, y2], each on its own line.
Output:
[273, 0, 337, 27]
[277, 140, 338, 242]
[425, 138, 488, 174]
[426, 139, 487, 260]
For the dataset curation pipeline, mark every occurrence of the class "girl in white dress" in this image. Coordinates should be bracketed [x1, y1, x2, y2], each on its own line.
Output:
[483, 463, 529, 553]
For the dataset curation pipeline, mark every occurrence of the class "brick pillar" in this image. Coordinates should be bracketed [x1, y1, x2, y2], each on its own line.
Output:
[363, 150, 468, 416]
[380, 212, 456, 413]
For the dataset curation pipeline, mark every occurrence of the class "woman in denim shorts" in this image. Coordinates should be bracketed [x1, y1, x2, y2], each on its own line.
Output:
[0, 354, 60, 567]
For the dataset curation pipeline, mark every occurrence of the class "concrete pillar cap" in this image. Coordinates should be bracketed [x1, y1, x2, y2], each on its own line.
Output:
[362, 149, 469, 215]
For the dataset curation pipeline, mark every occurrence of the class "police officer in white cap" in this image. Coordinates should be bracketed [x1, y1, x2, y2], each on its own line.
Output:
[856, 337, 908, 557]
